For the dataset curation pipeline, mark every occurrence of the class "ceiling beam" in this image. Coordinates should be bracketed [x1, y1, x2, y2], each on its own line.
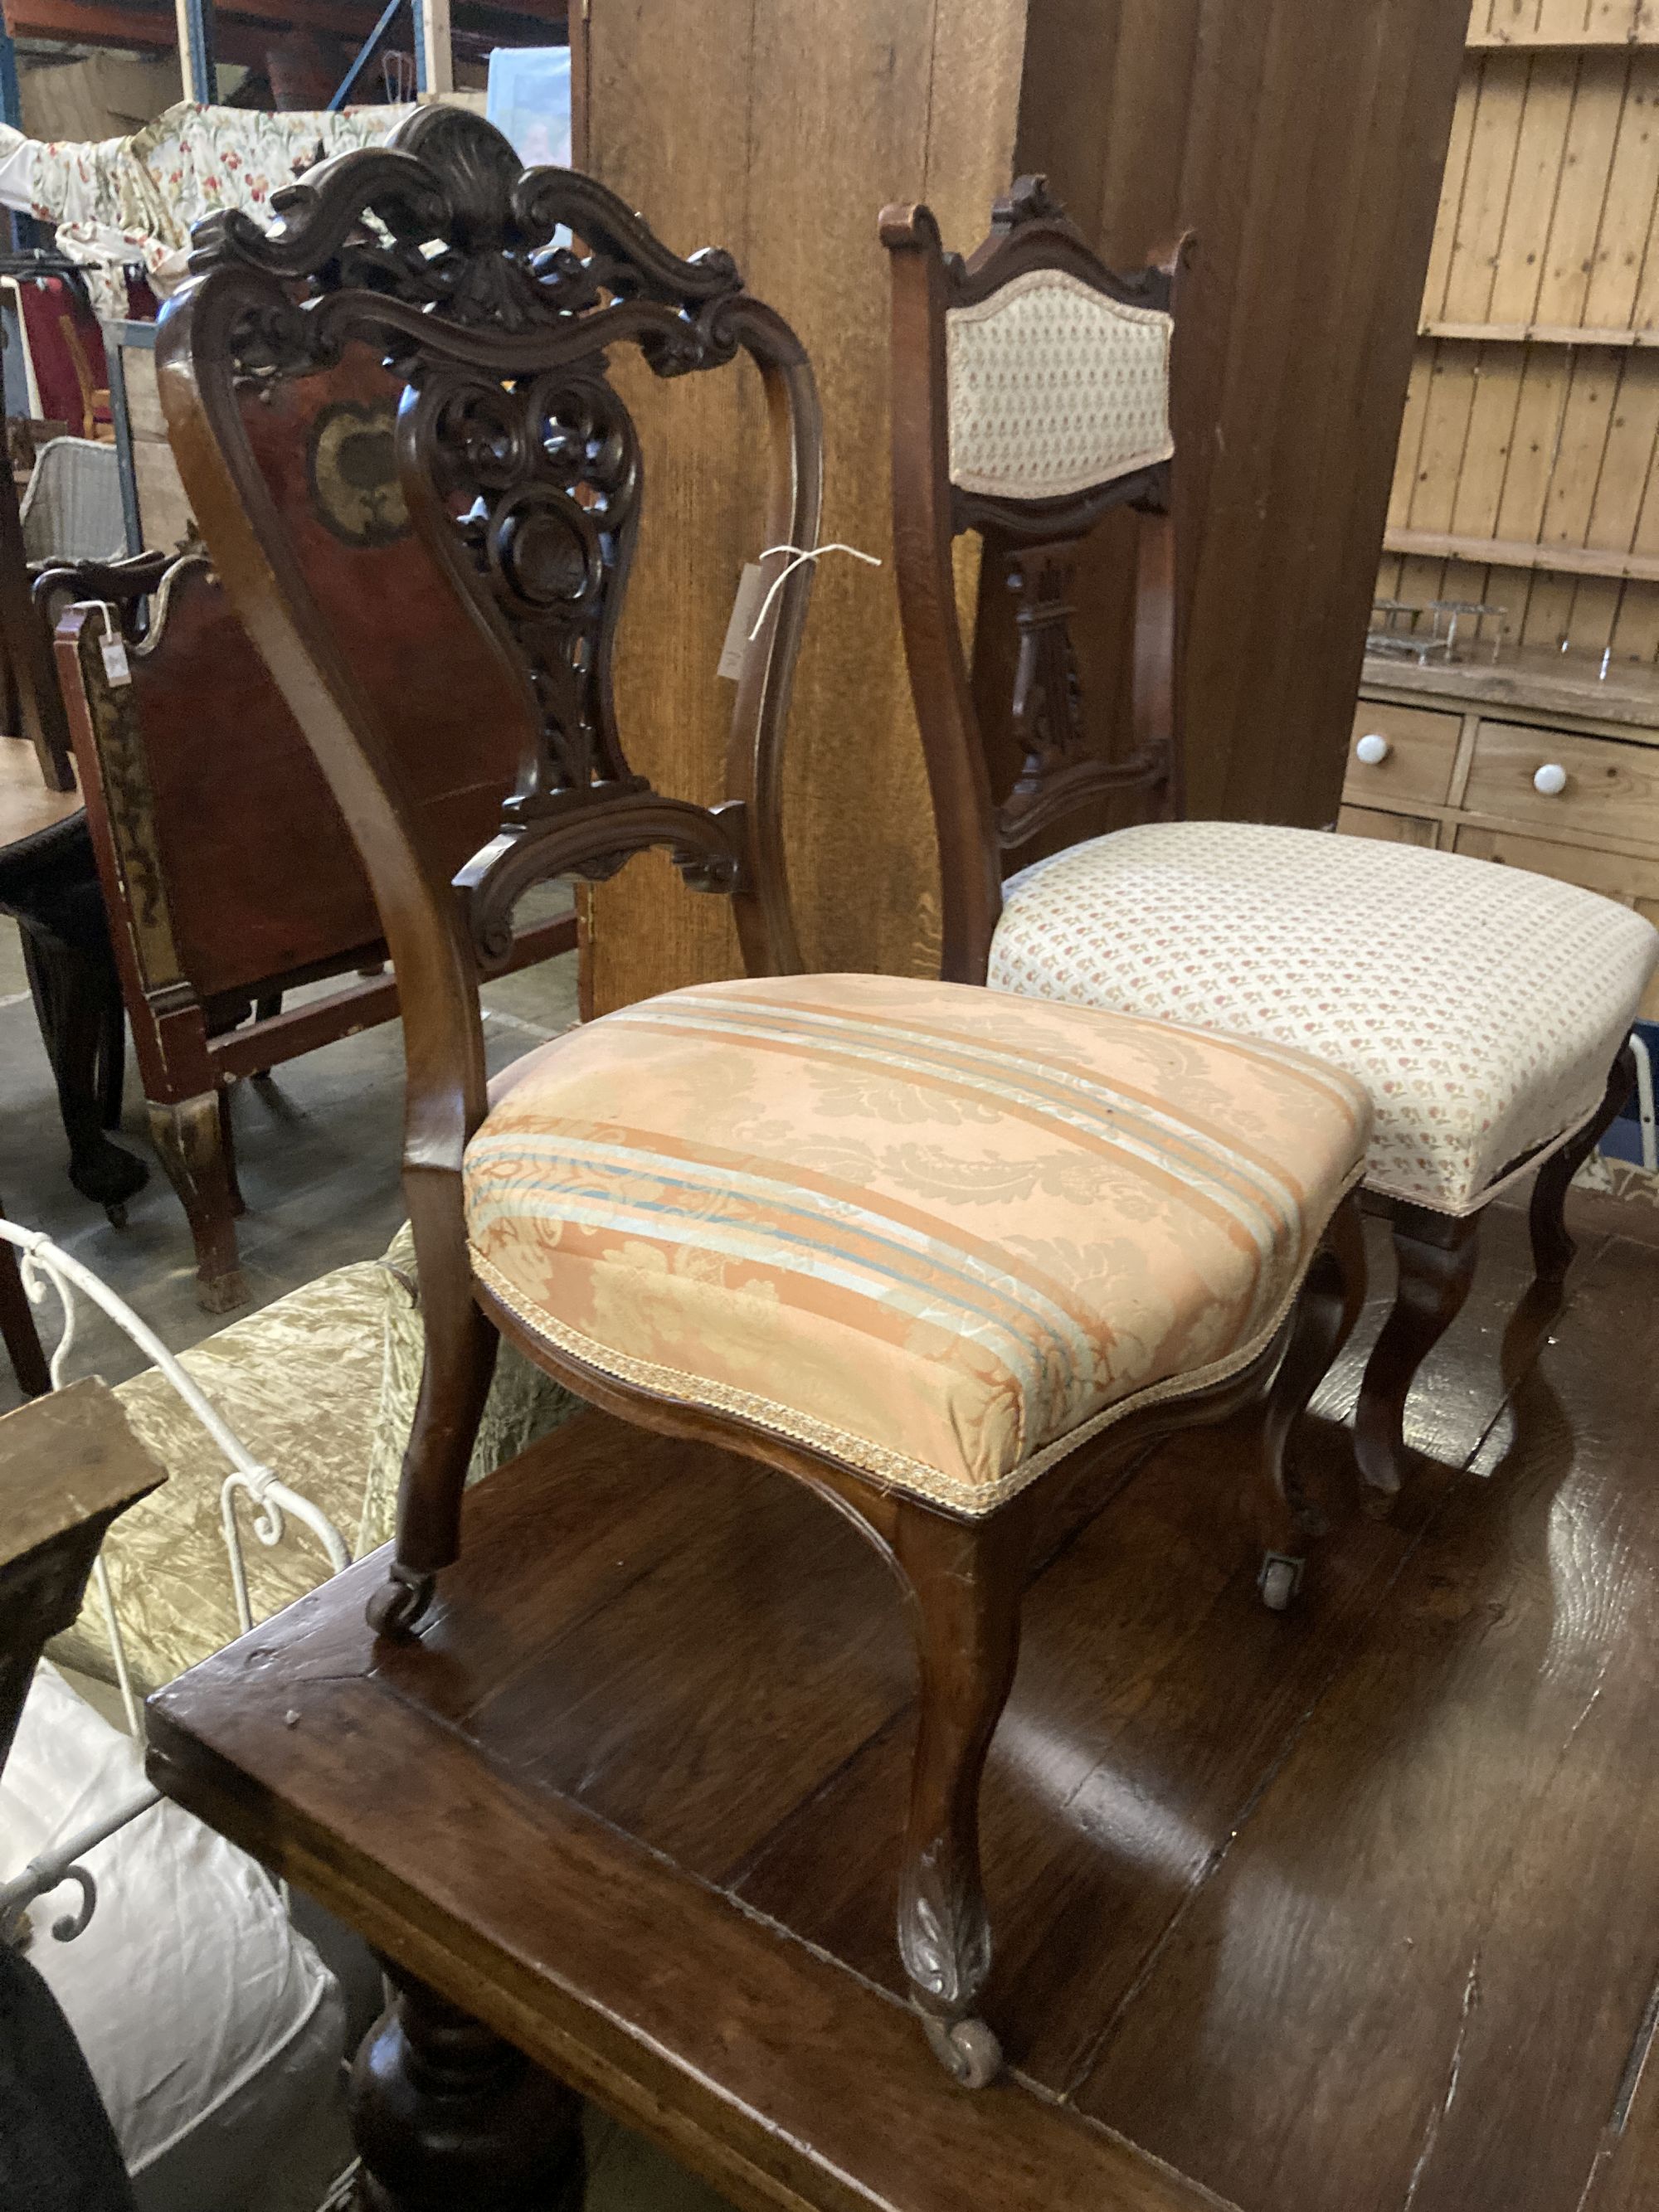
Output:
[3, 0, 563, 68]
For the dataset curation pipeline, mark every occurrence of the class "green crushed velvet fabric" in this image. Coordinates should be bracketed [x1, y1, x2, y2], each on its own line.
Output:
[51, 1231, 579, 1697]
[358, 1223, 579, 1556]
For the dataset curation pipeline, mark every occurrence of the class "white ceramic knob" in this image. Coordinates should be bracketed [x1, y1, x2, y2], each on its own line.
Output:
[1533, 762, 1569, 796]
[1355, 732, 1391, 766]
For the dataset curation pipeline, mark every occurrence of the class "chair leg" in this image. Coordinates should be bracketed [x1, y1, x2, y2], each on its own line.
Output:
[217, 1086, 247, 1218]
[349, 1957, 586, 2211]
[1530, 1042, 1636, 1288]
[0, 1221, 49, 1398]
[891, 1496, 1033, 2089]
[1354, 1201, 1482, 1499]
[367, 1257, 499, 1641]
[21, 927, 147, 1224]
[94, 984, 124, 1131]
[1254, 1189, 1367, 1612]
[147, 1091, 246, 1314]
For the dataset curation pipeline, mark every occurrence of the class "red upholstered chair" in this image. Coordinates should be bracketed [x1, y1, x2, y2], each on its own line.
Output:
[155, 109, 1370, 2085]
[883, 177, 1657, 1501]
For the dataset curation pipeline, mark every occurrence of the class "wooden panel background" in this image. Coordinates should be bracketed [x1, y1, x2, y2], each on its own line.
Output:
[1010, 0, 1469, 826]
[580, 0, 1026, 1013]
[581, 0, 1466, 1011]
[1470, 0, 1654, 44]
[1379, 28, 1659, 661]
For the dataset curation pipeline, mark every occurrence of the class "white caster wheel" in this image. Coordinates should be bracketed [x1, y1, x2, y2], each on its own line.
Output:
[1258, 1554, 1303, 1612]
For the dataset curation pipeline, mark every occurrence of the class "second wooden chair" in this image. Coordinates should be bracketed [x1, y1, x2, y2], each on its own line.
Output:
[883, 177, 1659, 1500]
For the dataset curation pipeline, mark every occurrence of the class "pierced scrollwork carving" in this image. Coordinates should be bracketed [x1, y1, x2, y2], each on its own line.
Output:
[995, 539, 1166, 852]
[1001, 544, 1084, 826]
[411, 358, 643, 805]
[182, 104, 786, 883]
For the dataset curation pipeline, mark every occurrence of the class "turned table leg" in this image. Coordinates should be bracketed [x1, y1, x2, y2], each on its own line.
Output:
[349, 1960, 586, 2211]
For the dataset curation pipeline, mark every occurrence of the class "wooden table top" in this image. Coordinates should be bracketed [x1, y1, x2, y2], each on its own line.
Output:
[147, 1200, 1659, 2212]
[1361, 640, 1659, 732]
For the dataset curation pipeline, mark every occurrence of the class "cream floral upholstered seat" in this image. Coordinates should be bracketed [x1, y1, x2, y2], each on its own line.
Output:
[883, 177, 1659, 1505]
[992, 821, 1659, 1217]
[466, 974, 1370, 1514]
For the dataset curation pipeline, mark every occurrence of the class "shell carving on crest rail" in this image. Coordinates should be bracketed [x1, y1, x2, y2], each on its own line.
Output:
[182, 106, 771, 933]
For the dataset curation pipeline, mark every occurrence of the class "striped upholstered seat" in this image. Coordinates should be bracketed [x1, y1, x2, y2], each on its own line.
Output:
[465, 973, 1371, 1514]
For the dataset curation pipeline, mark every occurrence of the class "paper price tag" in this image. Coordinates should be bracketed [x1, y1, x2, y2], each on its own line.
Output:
[717, 562, 765, 682]
[100, 631, 132, 687]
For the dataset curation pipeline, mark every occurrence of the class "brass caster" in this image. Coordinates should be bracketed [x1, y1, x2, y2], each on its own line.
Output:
[1258, 1553, 1304, 1613]
[921, 2012, 1004, 2089]
[366, 1565, 435, 1641]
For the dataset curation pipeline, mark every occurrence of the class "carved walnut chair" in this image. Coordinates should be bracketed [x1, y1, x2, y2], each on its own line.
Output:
[883, 178, 1659, 1502]
[54, 356, 576, 1313]
[156, 109, 1372, 2086]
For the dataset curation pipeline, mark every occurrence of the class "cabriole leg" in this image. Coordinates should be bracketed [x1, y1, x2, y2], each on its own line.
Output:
[349, 1960, 585, 2212]
[368, 1179, 497, 1641]
[1530, 1043, 1635, 1288]
[147, 1090, 246, 1313]
[1354, 1202, 1482, 1498]
[892, 1496, 1033, 2089]
[1255, 1188, 1366, 1611]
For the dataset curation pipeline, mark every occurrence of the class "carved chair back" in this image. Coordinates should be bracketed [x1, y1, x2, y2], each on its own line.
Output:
[883, 177, 1183, 983]
[154, 107, 822, 1213]
[56, 345, 549, 1027]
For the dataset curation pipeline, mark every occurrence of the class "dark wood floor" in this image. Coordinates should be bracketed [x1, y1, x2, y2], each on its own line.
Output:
[151, 1185, 1659, 2212]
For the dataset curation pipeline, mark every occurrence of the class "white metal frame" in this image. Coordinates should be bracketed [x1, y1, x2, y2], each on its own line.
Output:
[0, 1218, 353, 1943]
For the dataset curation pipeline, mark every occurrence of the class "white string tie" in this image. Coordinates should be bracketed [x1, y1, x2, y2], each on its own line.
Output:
[749, 540, 882, 639]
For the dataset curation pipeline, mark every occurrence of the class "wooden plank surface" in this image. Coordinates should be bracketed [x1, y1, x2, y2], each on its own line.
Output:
[0, 1377, 163, 1568]
[146, 1188, 1659, 2212]
[1074, 1228, 1659, 2212]
[581, 0, 1024, 1012]
[1010, 0, 1468, 831]
[1387, 39, 1659, 661]
[1360, 637, 1659, 725]
[148, 1430, 1228, 2212]
[585, 0, 1467, 1012]
[1383, 525, 1659, 581]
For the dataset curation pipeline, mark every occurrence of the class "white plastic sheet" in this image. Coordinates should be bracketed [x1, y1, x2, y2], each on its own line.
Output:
[0, 1664, 346, 2212]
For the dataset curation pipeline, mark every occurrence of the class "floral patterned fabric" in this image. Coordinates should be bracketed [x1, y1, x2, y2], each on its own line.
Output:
[990, 820, 1659, 1216]
[465, 973, 1370, 1514]
[945, 268, 1174, 501]
[0, 102, 409, 320]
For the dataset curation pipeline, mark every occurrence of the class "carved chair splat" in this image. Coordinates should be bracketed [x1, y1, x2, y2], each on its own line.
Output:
[54, 360, 584, 1313]
[883, 177, 1658, 1502]
[160, 109, 1371, 2086]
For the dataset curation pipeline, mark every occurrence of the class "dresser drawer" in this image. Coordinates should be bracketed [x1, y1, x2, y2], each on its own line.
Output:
[1344, 702, 1461, 809]
[1462, 721, 1659, 849]
[1454, 823, 1659, 1019]
[1336, 804, 1440, 848]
